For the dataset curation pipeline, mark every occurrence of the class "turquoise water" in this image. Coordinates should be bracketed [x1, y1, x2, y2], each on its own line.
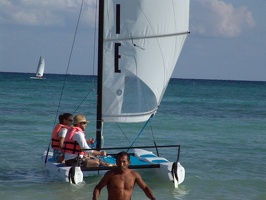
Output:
[0, 72, 265, 200]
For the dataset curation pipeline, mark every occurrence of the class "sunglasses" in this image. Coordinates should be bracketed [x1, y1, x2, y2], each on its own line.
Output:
[80, 122, 87, 125]
[67, 119, 73, 122]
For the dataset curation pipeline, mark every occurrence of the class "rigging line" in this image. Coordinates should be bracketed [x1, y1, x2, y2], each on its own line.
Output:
[72, 91, 91, 114]
[60, 0, 85, 115]
[46, 0, 85, 165]
[91, 0, 98, 92]
[92, 0, 98, 77]
[126, 114, 154, 153]
[105, 31, 190, 42]
[149, 121, 159, 157]
[74, 0, 98, 111]
[130, 33, 145, 50]
[149, 120, 156, 142]
[115, 123, 132, 144]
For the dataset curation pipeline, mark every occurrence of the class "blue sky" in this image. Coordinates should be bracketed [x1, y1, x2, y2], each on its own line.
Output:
[0, 0, 265, 81]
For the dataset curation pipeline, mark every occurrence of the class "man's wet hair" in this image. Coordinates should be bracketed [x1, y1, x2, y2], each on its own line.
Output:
[116, 151, 130, 161]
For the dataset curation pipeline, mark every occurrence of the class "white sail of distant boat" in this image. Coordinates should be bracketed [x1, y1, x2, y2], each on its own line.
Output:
[30, 55, 46, 79]
[43, 0, 190, 188]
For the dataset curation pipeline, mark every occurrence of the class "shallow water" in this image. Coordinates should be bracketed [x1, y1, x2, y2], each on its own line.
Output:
[1, 72, 265, 199]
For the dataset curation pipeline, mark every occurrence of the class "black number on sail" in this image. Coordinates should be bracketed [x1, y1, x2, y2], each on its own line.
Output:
[115, 43, 121, 73]
[115, 4, 121, 73]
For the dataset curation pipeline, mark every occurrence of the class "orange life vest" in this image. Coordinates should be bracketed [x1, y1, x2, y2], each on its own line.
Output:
[51, 123, 70, 150]
[63, 126, 86, 155]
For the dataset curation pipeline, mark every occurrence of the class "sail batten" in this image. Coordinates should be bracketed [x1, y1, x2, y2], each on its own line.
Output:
[101, 0, 190, 123]
[103, 108, 158, 123]
[105, 31, 190, 42]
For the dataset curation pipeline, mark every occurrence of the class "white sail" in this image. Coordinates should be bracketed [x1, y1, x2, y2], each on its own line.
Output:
[35, 55, 45, 77]
[102, 0, 190, 122]
[43, 0, 188, 187]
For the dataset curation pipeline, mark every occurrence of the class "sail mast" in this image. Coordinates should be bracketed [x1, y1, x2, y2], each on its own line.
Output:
[96, 0, 104, 150]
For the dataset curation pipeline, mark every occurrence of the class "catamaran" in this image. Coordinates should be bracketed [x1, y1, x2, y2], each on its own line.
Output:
[43, 0, 190, 188]
[30, 55, 46, 79]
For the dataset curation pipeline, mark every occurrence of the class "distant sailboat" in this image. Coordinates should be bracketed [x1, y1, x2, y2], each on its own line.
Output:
[30, 55, 46, 79]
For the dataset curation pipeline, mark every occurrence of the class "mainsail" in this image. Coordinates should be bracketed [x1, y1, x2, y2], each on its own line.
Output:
[101, 0, 190, 123]
[36, 55, 45, 78]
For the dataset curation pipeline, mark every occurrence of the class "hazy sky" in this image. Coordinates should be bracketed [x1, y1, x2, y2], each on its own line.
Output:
[1, 0, 265, 81]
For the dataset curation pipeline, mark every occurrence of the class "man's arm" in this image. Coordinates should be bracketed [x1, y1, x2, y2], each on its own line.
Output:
[134, 171, 156, 200]
[73, 132, 94, 154]
[92, 172, 110, 200]
[74, 132, 106, 156]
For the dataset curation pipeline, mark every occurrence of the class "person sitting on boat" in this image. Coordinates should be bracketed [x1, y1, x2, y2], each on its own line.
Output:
[51, 113, 73, 163]
[63, 114, 107, 167]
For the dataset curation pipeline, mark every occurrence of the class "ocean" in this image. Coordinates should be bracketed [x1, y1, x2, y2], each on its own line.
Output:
[0, 72, 265, 200]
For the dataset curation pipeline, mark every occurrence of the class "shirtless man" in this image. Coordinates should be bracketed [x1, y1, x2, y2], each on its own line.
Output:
[92, 151, 156, 200]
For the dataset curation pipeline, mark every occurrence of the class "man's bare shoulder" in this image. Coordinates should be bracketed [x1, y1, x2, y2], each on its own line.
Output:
[105, 169, 115, 175]
[130, 169, 140, 176]
[122, 169, 141, 179]
[105, 168, 121, 176]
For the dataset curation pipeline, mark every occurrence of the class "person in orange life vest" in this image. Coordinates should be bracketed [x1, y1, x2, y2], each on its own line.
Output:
[51, 113, 73, 163]
[64, 114, 107, 167]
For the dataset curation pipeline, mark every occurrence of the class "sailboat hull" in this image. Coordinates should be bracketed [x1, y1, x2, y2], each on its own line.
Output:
[42, 148, 185, 187]
[43, 151, 104, 183]
[30, 77, 46, 80]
